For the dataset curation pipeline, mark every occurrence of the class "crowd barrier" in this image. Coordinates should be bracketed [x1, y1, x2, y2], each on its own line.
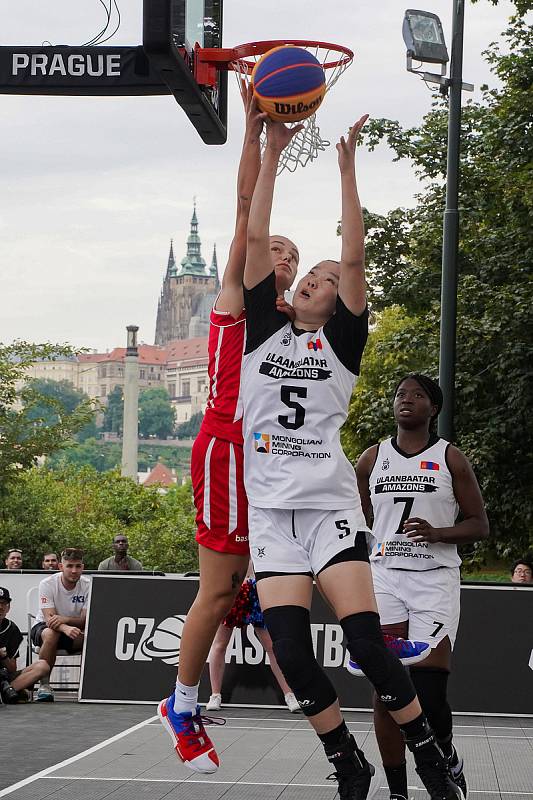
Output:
[79, 574, 533, 716]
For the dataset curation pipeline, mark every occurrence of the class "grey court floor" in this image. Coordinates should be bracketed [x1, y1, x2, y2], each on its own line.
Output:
[1, 703, 532, 800]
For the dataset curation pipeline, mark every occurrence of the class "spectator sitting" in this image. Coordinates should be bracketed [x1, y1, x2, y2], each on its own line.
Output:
[0, 587, 49, 703]
[30, 548, 90, 702]
[98, 535, 142, 572]
[511, 559, 533, 584]
[41, 552, 59, 571]
[4, 549, 22, 570]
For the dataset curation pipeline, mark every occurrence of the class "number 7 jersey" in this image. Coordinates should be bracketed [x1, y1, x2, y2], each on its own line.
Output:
[369, 436, 460, 569]
[241, 274, 368, 510]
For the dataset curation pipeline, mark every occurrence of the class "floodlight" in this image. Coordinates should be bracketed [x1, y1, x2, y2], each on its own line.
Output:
[403, 9, 449, 65]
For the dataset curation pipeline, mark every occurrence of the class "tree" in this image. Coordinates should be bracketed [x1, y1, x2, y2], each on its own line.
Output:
[102, 385, 123, 434]
[138, 387, 176, 439]
[0, 465, 198, 572]
[0, 342, 95, 490]
[176, 411, 203, 439]
[344, 9, 533, 560]
[25, 378, 98, 442]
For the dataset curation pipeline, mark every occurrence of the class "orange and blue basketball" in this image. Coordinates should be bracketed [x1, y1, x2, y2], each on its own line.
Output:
[251, 46, 326, 122]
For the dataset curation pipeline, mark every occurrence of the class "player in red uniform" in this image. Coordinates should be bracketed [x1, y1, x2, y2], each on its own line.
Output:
[158, 86, 300, 773]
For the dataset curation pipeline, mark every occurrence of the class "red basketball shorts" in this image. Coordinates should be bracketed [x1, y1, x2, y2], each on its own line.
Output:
[191, 429, 249, 555]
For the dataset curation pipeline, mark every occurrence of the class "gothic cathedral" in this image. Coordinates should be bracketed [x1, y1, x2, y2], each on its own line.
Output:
[154, 204, 219, 345]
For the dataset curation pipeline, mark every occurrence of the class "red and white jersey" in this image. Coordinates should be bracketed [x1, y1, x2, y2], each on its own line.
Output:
[201, 304, 246, 445]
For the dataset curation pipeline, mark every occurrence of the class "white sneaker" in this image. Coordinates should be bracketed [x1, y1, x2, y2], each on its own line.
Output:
[284, 692, 301, 713]
[36, 684, 54, 702]
[205, 693, 222, 712]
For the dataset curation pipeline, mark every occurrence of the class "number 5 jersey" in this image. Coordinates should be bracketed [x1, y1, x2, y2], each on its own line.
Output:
[241, 272, 368, 510]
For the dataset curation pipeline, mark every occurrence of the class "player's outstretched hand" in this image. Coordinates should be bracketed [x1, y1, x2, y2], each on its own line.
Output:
[240, 80, 268, 143]
[403, 517, 441, 543]
[336, 114, 369, 174]
[276, 294, 296, 321]
[265, 118, 304, 154]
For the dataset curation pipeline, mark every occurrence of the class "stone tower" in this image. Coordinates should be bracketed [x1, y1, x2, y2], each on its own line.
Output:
[154, 205, 220, 345]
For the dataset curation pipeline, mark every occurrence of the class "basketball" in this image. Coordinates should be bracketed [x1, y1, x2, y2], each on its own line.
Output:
[251, 46, 326, 122]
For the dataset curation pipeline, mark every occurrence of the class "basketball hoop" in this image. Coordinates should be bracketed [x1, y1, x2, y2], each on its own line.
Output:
[195, 40, 354, 173]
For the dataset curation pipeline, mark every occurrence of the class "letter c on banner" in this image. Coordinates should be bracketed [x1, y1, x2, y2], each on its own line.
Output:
[115, 617, 136, 660]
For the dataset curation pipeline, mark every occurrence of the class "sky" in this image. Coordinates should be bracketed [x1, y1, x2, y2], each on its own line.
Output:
[0, 0, 518, 352]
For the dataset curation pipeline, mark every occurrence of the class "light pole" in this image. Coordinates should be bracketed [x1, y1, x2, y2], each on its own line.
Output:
[403, 5, 473, 441]
[121, 325, 139, 480]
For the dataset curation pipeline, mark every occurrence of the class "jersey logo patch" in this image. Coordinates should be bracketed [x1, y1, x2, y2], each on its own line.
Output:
[259, 352, 331, 381]
[307, 338, 322, 351]
[382, 458, 390, 470]
[420, 461, 440, 470]
[280, 331, 292, 346]
[253, 433, 270, 453]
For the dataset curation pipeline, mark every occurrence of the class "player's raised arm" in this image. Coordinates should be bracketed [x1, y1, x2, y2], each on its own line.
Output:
[336, 114, 368, 316]
[244, 119, 302, 290]
[217, 84, 267, 317]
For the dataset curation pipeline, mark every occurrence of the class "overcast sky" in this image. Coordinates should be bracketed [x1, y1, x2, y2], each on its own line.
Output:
[0, 0, 517, 351]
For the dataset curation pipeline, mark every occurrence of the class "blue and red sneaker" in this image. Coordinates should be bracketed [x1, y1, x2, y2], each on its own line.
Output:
[158, 693, 221, 773]
[347, 635, 431, 677]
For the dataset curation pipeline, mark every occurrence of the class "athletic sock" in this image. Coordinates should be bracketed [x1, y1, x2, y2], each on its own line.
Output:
[400, 713, 442, 763]
[319, 722, 366, 776]
[173, 679, 199, 714]
[384, 762, 408, 799]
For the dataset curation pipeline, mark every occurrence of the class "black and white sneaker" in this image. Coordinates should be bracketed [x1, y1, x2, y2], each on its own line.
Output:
[449, 747, 468, 798]
[324, 732, 380, 800]
[327, 762, 380, 800]
[416, 758, 464, 800]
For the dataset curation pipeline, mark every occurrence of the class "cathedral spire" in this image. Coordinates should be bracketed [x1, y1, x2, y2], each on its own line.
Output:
[166, 239, 177, 277]
[179, 201, 206, 276]
[209, 243, 220, 286]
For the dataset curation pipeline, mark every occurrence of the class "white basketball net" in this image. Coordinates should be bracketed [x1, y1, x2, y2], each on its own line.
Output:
[232, 44, 353, 174]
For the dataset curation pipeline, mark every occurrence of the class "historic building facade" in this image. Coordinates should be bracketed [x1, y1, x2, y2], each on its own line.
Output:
[154, 205, 219, 345]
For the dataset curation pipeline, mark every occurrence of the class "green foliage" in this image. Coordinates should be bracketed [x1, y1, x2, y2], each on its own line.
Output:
[176, 412, 204, 440]
[342, 306, 438, 460]
[0, 342, 95, 489]
[102, 385, 123, 434]
[139, 387, 176, 439]
[343, 11, 533, 562]
[24, 378, 98, 443]
[0, 466, 198, 572]
[47, 438, 192, 477]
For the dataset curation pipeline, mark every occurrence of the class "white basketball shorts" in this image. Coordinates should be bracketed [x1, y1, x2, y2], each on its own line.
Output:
[248, 505, 370, 576]
[371, 560, 461, 648]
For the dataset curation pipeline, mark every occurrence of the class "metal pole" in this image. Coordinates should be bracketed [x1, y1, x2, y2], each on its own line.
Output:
[438, 0, 465, 442]
[121, 325, 139, 480]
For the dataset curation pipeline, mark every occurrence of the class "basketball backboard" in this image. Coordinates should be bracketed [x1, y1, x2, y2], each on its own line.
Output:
[143, 0, 227, 144]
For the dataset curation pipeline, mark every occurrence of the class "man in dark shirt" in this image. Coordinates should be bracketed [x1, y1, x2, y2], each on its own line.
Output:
[0, 587, 49, 703]
[98, 535, 142, 571]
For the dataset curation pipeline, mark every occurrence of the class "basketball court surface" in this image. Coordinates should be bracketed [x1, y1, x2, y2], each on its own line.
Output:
[2, 703, 532, 799]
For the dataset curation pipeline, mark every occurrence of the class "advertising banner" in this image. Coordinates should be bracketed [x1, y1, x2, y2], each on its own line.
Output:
[0, 46, 170, 95]
[79, 576, 533, 715]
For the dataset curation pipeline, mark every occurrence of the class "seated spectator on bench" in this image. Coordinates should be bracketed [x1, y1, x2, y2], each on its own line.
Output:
[41, 552, 59, 571]
[0, 587, 49, 704]
[4, 549, 22, 570]
[30, 548, 90, 702]
[511, 559, 533, 584]
[98, 535, 142, 572]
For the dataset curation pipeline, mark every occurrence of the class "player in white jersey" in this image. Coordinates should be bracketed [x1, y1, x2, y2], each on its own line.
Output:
[357, 374, 489, 800]
[241, 118, 462, 800]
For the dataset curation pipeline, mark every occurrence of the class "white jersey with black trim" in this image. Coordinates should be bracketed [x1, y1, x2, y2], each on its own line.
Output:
[241, 323, 360, 510]
[369, 436, 460, 569]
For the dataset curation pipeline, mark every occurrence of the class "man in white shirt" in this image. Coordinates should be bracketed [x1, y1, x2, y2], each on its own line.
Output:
[30, 548, 90, 702]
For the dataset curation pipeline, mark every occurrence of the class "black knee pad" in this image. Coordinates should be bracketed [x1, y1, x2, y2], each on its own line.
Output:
[263, 605, 337, 716]
[410, 667, 452, 742]
[341, 611, 416, 711]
